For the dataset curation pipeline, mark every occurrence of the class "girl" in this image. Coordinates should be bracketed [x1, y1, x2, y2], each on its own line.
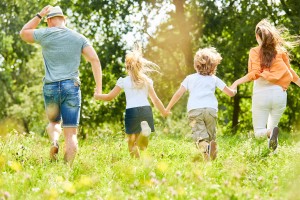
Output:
[165, 47, 236, 161]
[231, 19, 300, 151]
[94, 46, 166, 158]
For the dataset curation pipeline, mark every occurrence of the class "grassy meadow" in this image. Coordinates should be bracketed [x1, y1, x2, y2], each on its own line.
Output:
[0, 118, 300, 200]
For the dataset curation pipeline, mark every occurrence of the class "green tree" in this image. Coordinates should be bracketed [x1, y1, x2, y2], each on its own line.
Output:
[0, 0, 52, 133]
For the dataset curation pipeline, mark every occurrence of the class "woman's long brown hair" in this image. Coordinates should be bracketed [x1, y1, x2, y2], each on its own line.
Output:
[255, 19, 300, 68]
[255, 20, 279, 68]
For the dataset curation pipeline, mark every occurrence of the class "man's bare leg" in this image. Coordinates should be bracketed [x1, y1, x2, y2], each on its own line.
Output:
[63, 127, 78, 165]
[46, 122, 61, 161]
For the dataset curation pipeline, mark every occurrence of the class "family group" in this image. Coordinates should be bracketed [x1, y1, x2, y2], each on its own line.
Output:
[20, 5, 300, 165]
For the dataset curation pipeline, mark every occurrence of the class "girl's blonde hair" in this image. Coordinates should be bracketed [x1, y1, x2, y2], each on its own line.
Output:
[255, 19, 300, 68]
[194, 47, 222, 76]
[125, 43, 159, 88]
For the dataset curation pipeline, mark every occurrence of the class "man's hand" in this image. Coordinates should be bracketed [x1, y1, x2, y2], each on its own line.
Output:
[39, 5, 53, 18]
[94, 87, 102, 95]
[94, 92, 103, 100]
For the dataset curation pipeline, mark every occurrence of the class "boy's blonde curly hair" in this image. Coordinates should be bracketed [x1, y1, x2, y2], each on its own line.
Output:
[194, 47, 222, 76]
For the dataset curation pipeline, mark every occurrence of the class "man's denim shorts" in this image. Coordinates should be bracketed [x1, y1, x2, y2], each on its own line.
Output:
[125, 106, 155, 134]
[43, 79, 81, 127]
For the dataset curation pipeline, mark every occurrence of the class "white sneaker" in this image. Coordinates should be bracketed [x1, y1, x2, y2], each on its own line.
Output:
[141, 121, 151, 137]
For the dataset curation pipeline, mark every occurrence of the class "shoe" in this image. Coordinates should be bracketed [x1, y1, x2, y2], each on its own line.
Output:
[141, 121, 151, 137]
[196, 140, 209, 161]
[209, 140, 217, 160]
[50, 141, 59, 161]
[269, 127, 279, 151]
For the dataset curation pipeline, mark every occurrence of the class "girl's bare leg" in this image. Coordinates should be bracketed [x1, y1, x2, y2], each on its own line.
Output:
[136, 134, 149, 151]
[128, 134, 140, 158]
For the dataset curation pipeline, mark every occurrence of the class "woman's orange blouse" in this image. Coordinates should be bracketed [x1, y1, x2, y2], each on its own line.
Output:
[247, 46, 299, 90]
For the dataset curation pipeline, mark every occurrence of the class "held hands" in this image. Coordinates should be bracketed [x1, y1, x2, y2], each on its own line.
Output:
[94, 92, 104, 100]
[233, 89, 237, 95]
[94, 88, 103, 100]
[94, 93, 104, 100]
[230, 86, 238, 96]
[229, 82, 238, 95]
[229, 81, 238, 90]
[39, 5, 53, 18]
[162, 108, 172, 117]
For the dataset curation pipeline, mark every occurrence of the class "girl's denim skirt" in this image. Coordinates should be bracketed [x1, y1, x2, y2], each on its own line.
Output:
[125, 106, 154, 134]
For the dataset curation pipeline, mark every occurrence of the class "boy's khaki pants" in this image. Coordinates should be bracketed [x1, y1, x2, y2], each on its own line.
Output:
[188, 108, 217, 142]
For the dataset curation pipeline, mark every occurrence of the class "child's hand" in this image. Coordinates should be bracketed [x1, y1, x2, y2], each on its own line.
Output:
[162, 109, 172, 117]
[229, 83, 238, 96]
[232, 88, 237, 96]
[94, 92, 103, 100]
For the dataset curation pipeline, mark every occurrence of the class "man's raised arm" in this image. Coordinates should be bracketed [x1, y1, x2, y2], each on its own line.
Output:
[20, 5, 52, 43]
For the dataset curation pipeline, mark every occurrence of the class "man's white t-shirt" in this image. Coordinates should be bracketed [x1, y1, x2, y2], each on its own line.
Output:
[116, 76, 152, 109]
[181, 73, 226, 112]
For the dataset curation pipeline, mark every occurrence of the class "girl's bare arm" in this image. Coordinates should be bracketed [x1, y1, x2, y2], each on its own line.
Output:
[94, 86, 122, 101]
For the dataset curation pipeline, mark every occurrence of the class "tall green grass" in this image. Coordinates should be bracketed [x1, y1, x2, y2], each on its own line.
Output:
[0, 118, 299, 199]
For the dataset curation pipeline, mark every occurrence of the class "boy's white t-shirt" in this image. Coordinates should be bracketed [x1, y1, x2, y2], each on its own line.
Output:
[181, 73, 226, 112]
[116, 76, 153, 109]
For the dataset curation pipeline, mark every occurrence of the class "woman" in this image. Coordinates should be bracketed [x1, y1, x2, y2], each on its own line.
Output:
[231, 19, 300, 151]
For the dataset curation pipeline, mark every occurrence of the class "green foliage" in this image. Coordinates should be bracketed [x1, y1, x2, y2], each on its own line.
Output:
[0, 0, 56, 133]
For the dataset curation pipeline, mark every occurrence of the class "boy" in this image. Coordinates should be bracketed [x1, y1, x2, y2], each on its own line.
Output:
[165, 47, 236, 160]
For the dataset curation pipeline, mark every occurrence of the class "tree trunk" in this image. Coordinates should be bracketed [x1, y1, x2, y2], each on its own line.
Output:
[22, 119, 30, 133]
[173, 0, 193, 70]
[232, 94, 240, 134]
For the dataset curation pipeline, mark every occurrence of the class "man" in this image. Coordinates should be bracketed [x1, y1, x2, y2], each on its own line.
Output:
[20, 5, 102, 165]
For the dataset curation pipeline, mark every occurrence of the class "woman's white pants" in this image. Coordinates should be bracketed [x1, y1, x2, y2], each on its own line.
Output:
[252, 86, 287, 138]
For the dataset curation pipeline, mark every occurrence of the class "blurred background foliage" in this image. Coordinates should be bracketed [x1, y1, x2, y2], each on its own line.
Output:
[0, 0, 299, 137]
